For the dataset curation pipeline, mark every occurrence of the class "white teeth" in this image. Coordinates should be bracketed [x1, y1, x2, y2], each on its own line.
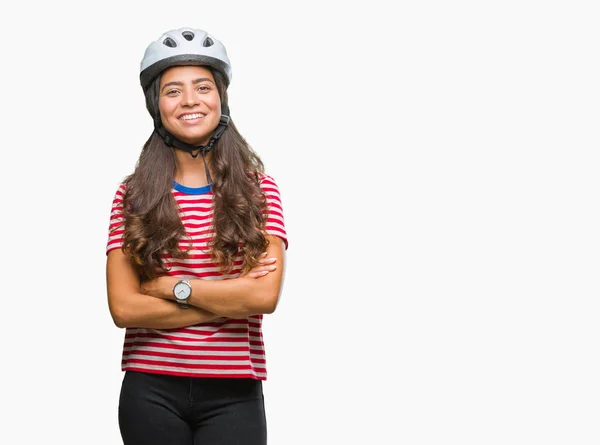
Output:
[180, 113, 205, 120]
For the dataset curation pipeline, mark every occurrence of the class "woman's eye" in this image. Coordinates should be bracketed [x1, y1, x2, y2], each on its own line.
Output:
[198, 86, 210, 92]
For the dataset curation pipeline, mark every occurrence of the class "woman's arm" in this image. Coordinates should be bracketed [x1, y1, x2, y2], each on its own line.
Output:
[106, 248, 220, 329]
[141, 235, 287, 319]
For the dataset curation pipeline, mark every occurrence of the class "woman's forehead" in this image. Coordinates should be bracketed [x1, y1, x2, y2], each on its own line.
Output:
[160, 65, 215, 84]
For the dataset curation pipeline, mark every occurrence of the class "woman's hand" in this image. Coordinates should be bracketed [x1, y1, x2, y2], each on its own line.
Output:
[240, 252, 277, 278]
[140, 275, 171, 299]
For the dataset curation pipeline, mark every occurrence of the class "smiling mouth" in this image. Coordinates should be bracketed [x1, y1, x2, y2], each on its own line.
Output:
[179, 113, 205, 121]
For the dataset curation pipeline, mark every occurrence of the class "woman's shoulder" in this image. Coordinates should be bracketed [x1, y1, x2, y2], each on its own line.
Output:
[254, 171, 279, 187]
[108, 182, 128, 206]
[113, 182, 127, 195]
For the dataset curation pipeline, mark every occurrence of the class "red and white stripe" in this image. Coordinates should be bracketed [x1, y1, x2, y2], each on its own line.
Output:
[106, 174, 287, 379]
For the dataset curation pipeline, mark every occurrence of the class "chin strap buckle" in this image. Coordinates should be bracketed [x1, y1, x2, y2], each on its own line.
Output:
[219, 115, 230, 126]
[212, 115, 230, 141]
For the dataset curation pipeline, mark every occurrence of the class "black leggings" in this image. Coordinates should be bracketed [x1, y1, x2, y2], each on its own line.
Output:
[118, 371, 267, 445]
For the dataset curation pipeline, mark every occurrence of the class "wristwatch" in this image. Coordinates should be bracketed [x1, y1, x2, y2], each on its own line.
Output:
[173, 280, 192, 308]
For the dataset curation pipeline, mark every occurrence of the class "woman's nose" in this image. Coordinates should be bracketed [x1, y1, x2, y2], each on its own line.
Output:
[182, 90, 198, 106]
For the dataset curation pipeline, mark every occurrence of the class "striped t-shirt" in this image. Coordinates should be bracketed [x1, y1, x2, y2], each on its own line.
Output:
[106, 173, 288, 380]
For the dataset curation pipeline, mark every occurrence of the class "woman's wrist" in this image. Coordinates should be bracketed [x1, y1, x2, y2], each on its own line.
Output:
[162, 276, 180, 300]
[141, 276, 179, 300]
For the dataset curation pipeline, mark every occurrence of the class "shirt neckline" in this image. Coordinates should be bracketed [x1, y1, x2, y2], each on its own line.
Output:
[173, 181, 213, 195]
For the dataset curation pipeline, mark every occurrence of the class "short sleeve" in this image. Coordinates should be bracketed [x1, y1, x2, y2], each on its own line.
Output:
[259, 174, 288, 250]
[106, 184, 127, 255]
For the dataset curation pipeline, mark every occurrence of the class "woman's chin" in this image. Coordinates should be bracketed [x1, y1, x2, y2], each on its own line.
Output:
[177, 134, 212, 146]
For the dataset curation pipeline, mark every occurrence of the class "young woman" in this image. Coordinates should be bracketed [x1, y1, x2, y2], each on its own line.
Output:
[105, 27, 288, 445]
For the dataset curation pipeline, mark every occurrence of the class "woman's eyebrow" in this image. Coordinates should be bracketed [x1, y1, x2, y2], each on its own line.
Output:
[192, 77, 214, 85]
[161, 81, 182, 92]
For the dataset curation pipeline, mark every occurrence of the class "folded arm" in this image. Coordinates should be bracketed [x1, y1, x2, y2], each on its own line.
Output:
[141, 235, 287, 319]
[106, 248, 220, 329]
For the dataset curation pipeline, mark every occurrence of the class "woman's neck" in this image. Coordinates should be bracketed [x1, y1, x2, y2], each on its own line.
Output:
[173, 149, 213, 187]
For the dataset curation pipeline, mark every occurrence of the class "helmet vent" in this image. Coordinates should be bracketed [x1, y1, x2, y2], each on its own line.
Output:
[203, 37, 214, 47]
[182, 31, 195, 41]
[163, 37, 177, 48]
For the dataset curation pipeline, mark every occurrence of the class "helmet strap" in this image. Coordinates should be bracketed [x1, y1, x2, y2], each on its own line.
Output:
[154, 114, 230, 174]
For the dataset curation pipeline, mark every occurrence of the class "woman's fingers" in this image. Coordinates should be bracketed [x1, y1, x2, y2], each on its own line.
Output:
[241, 253, 277, 278]
[246, 263, 277, 278]
[256, 257, 277, 265]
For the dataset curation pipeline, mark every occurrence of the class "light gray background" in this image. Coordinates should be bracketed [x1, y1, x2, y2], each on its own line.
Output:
[1, 1, 598, 444]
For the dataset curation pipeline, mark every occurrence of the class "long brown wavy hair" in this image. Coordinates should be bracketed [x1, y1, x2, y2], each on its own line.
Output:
[121, 68, 269, 281]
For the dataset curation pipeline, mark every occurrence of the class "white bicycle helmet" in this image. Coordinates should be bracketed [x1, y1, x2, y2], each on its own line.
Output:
[140, 27, 232, 92]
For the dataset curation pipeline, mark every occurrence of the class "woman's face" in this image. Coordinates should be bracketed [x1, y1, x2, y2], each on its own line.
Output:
[158, 65, 222, 146]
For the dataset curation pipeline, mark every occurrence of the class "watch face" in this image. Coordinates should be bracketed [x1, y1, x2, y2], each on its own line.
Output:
[174, 282, 191, 300]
